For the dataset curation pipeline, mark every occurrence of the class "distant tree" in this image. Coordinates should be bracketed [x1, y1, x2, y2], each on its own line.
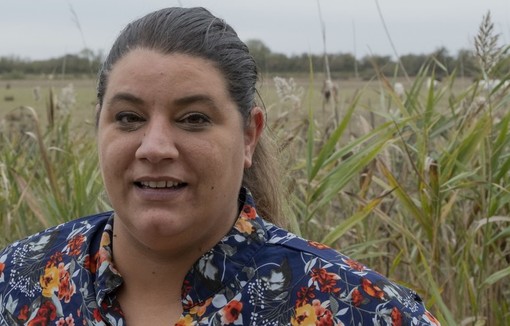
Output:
[329, 53, 357, 78]
[358, 55, 394, 79]
[266, 53, 290, 72]
[0, 45, 493, 79]
[456, 49, 478, 78]
[246, 39, 272, 73]
[400, 53, 428, 76]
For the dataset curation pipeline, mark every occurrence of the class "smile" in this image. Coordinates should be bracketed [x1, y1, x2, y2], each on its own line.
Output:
[136, 181, 186, 189]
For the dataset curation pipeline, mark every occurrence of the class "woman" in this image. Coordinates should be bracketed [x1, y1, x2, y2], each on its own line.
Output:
[0, 7, 440, 325]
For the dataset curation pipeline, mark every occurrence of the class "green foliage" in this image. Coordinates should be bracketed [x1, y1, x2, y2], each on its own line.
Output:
[270, 13, 510, 321]
[1, 17, 509, 323]
[0, 102, 109, 248]
[4, 43, 510, 81]
[0, 49, 102, 79]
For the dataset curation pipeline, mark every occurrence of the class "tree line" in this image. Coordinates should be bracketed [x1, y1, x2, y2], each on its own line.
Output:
[0, 40, 508, 80]
[0, 49, 102, 79]
[246, 40, 509, 80]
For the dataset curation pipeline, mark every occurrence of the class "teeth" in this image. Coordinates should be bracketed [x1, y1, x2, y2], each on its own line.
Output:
[140, 181, 180, 188]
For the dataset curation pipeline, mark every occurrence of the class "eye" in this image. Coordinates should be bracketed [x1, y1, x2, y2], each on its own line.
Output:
[115, 111, 145, 130]
[179, 112, 211, 129]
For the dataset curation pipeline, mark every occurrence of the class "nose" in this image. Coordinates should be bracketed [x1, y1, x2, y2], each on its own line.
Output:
[135, 118, 179, 163]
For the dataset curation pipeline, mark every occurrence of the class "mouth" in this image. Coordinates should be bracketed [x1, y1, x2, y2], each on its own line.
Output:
[135, 180, 187, 189]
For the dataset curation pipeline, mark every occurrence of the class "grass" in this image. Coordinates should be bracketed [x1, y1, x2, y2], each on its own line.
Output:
[0, 78, 97, 129]
[1, 19, 510, 323]
[0, 68, 510, 325]
[1, 69, 509, 325]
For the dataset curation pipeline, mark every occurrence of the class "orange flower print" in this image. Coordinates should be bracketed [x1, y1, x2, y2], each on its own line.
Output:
[220, 300, 243, 325]
[311, 268, 341, 294]
[0, 261, 5, 276]
[27, 300, 57, 325]
[27, 315, 48, 326]
[84, 252, 99, 274]
[175, 314, 196, 326]
[234, 217, 254, 235]
[92, 308, 103, 322]
[56, 313, 75, 326]
[17, 305, 30, 322]
[97, 247, 110, 267]
[424, 310, 441, 325]
[57, 263, 76, 303]
[296, 286, 316, 307]
[40, 265, 59, 297]
[67, 235, 85, 256]
[240, 204, 256, 219]
[361, 278, 386, 300]
[351, 288, 364, 307]
[391, 307, 402, 326]
[343, 258, 365, 272]
[46, 252, 63, 269]
[291, 303, 317, 326]
[312, 300, 335, 326]
[307, 241, 330, 250]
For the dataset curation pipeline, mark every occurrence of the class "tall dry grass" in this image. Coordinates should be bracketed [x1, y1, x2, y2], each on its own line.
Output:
[266, 13, 509, 324]
[0, 93, 109, 244]
[1, 12, 509, 325]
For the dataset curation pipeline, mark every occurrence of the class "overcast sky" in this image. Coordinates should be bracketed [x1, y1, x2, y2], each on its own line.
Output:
[1, 0, 509, 60]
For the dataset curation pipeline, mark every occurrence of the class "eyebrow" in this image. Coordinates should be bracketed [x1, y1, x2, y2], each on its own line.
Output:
[107, 92, 145, 107]
[107, 92, 218, 110]
[173, 94, 218, 110]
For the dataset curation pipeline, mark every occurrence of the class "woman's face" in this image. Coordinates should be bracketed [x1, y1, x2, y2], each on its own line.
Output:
[97, 49, 262, 254]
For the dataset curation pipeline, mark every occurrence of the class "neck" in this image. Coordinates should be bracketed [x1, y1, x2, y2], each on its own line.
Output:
[111, 224, 200, 294]
[109, 204, 239, 317]
[111, 227, 199, 324]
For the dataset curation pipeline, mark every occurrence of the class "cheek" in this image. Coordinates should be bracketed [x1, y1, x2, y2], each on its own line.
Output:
[98, 133, 132, 181]
[192, 138, 244, 179]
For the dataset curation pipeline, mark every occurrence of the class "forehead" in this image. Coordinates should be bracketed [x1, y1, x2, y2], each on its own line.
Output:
[105, 49, 229, 98]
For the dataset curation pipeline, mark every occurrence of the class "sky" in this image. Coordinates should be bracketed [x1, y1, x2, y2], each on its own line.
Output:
[1, 0, 509, 61]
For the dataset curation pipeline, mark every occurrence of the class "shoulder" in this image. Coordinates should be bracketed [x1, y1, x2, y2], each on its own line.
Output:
[0, 212, 112, 323]
[258, 222, 440, 325]
[0, 211, 112, 284]
[1, 211, 112, 256]
[263, 221, 371, 274]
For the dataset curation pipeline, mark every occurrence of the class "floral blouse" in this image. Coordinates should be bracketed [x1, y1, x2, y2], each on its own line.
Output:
[0, 189, 440, 325]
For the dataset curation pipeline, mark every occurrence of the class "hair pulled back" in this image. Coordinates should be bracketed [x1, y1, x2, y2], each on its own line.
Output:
[96, 7, 284, 225]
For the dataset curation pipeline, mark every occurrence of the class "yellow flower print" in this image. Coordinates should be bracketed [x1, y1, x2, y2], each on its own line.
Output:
[291, 304, 317, 326]
[175, 314, 196, 326]
[100, 231, 111, 247]
[234, 217, 254, 234]
[190, 297, 212, 317]
[40, 265, 59, 297]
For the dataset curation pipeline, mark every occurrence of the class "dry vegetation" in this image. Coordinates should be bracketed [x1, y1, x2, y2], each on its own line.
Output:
[1, 12, 509, 325]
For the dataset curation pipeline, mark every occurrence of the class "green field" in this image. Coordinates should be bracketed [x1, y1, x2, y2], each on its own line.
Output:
[1, 71, 509, 325]
[0, 78, 97, 129]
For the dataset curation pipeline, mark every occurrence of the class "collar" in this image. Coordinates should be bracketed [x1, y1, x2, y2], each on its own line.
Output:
[181, 188, 268, 308]
[94, 214, 123, 308]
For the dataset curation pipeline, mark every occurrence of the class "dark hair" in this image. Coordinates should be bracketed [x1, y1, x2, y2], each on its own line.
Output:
[96, 7, 284, 225]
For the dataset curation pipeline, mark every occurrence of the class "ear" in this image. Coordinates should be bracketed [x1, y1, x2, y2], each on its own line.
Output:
[243, 107, 265, 168]
[95, 103, 101, 126]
